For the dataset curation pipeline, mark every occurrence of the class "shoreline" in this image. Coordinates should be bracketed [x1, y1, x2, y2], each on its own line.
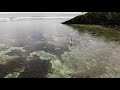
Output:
[66, 24, 120, 42]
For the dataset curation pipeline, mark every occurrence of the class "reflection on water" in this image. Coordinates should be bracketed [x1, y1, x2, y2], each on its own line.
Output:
[0, 18, 120, 78]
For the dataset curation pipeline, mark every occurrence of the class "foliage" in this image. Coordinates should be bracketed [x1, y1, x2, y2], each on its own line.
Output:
[47, 59, 74, 78]
[5, 47, 26, 57]
[61, 47, 120, 78]
[70, 24, 120, 42]
[0, 47, 120, 78]
[4, 72, 20, 78]
[29, 51, 58, 61]
[0, 47, 27, 64]
[0, 51, 13, 62]
[29, 51, 73, 78]
[62, 12, 120, 27]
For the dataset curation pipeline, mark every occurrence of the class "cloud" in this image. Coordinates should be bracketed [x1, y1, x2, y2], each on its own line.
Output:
[0, 12, 82, 14]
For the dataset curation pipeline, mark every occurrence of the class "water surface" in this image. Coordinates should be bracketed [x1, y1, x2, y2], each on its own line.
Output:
[0, 17, 120, 78]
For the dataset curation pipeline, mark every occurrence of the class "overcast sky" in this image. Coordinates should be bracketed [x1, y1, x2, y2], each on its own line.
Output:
[0, 12, 83, 14]
[0, 12, 86, 18]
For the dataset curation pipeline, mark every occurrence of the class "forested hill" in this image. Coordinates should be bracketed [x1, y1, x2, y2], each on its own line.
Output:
[62, 12, 120, 26]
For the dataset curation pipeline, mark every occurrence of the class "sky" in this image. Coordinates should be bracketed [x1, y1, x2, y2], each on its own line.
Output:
[0, 12, 83, 14]
[0, 12, 86, 18]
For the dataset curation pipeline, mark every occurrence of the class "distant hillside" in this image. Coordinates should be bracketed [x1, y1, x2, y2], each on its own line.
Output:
[62, 12, 120, 27]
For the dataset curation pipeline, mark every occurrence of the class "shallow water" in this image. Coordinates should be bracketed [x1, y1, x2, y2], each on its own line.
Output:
[0, 18, 120, 78]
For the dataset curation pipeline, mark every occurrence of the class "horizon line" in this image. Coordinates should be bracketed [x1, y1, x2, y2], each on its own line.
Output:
[0, 12, 84, 14]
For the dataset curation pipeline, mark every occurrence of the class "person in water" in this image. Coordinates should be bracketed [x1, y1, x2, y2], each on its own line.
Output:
[69, 38, 73, 46]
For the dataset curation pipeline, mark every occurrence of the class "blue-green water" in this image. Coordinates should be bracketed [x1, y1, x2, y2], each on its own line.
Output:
[0, 17, 120, 78]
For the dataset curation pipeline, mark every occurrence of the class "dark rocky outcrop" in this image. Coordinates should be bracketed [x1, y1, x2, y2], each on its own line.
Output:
[62, 12, 120, 27]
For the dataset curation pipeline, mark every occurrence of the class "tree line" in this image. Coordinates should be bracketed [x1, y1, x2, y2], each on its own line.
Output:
[62, 12, 120, 27]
